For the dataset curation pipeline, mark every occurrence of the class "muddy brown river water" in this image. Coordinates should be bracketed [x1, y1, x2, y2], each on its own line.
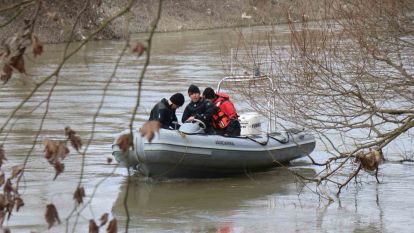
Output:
[0, 26, 413, 233]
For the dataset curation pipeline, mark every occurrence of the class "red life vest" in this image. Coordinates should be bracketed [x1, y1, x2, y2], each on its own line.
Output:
[212, 93, 238, 129]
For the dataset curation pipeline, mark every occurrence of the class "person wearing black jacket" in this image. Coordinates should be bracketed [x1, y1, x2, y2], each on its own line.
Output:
[149, 93, 185, 129]
[182, 84, 214, 133]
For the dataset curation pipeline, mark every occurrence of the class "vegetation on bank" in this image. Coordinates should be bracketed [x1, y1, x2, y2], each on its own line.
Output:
[1, 0, 328, 43]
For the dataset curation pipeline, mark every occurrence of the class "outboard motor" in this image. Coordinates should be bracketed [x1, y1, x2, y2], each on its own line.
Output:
[239, 112, 262, 136]
[179, 122, 205, 134]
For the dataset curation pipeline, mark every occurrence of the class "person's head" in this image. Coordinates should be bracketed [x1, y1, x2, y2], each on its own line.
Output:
[169, 93, 185, 110]
[202, 87, 216, 101]
[187, 84, 201, 103]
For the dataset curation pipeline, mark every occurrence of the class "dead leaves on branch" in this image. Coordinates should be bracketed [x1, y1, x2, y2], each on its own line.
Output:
[0, 172, 4, 187]
[117, 121, 160, 152]
[116, 134, 131, 153]
[45, 203, 60, 229]
[0, 27, 43, 84]
[31, 34, 43, 57]
[65, 127, 82, 152]
[107, 218, 118, 233]
[0, 145, 6, 169]
[43, 140, 69, 164]
[14, 196, 24, 212]
[10, 165, 24, 179]
[43, 127, 82, 180]
[132, 42, 147, 57]
[53, 161, 64, 181]
[87, 213, 116, 233]
[73, 186, 85, 205]
[99, 213, 109, 226]
[89, 219, 99, 233]
[356, 148, 384, 172]
[0, 176, 24, 228]
[0, 52, 26, 84]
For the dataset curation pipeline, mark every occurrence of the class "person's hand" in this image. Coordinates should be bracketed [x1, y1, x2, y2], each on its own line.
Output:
[186, 116, 195, 122]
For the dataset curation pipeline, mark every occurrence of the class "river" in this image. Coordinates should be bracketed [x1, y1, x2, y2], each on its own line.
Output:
[0, 26, 413, 233]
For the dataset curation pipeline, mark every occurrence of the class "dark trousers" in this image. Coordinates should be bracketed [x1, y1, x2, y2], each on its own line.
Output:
[211, 119, 241, 137]
[225, 119, 241, 136]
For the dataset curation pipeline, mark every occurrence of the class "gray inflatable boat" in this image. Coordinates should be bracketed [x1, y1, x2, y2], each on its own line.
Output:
[112, 119, 315, 178]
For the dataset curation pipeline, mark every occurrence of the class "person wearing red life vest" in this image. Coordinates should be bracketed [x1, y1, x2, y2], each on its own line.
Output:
[202, 87, 241, 136]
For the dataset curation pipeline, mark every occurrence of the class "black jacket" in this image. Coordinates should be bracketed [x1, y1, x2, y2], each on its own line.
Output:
[182, 98, 217, 132]
[181, 98, 209, 123]
[149, 98, 179, 129]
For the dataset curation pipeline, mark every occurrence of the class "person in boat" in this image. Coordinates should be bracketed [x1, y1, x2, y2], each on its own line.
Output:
[181, 84, 212, 131]
[149, 93, 185, 129]
[202, 87, 241, 136]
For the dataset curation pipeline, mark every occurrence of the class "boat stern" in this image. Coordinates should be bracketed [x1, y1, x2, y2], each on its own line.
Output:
[111, 130, 140, 169]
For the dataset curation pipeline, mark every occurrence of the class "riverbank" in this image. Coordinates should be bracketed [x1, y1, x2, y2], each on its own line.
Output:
[0, 0, 317, 43]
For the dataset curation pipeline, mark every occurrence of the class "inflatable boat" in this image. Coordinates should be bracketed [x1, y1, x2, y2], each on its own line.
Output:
[112, 113, 315, 178]
[112, 75, 315, 178]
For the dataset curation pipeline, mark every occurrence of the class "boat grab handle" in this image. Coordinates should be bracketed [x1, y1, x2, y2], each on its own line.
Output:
[268, 134, 290, 144]
[246, 135, 270, 146]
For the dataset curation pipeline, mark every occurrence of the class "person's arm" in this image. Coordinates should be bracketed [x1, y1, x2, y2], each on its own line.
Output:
[181, 105, 190, 123]
[197, 102, 217, 124]
[157, 108, 171, 129]
[170, 112, 180, 129]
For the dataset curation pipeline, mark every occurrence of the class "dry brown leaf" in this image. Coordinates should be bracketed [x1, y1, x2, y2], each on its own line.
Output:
[64, 126, 76, 137]
[0, 211, 5, 228]
[43, 140, 69, 164]
[15, 196, 24, 212]
[73, 186, 86, 205]
[69, 135, 82, 152]
[139, 121, 161, 142]
[1, 63, 13, 84]
[53, 161, 65, 180]
[45, 203, 60, 229]
[43, 140, 58, 161]
[0, 194, 7, 211]
[106, 218, 117, 233]
[0, 171, 4, 187]
[132, 42, 146, 57]
[12, 53, 26, 73]
[65, 127, 82, 151]
[358, 149, 383, 171]
[0, 145, 6, 168]
[99, 213, 108, 226]
[6, 197, 14, 220]
[3, 179, 14, 195]
[1, 53, 26, 84]
[106, 157, 112, 164]
[31, 34, 43, 57]
[89, 219, 99, 233]
[56, 141, 70, 159]
[11, 164, 24, 179]
[116, 134, 131, 153]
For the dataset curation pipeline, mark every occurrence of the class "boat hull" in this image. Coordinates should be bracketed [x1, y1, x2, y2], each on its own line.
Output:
[112, 128, 315, 178]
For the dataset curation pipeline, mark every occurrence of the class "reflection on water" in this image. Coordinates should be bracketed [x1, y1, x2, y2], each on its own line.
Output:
[112, 164, 414, 233]
[113, 168, 316, 232]
[1, 26, 414, 232]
